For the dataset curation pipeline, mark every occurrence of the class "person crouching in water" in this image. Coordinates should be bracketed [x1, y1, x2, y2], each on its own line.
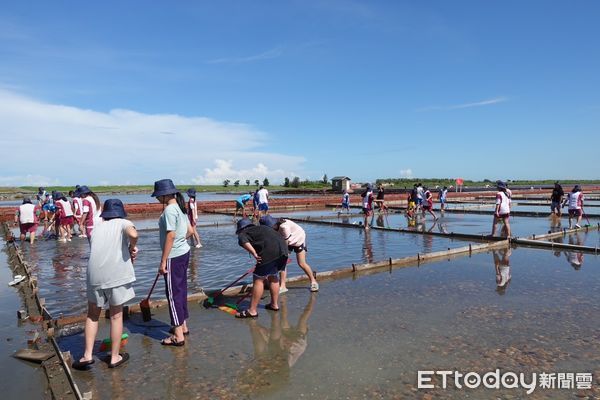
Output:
[72, 199, 138, 370]
[491, 181, 511, 238]
[260, 216, 319, 293]
[186, 188, 202, 248]
[152, 179, 194, 345]
[14, 198, 40, 244]
[235, 218, 288, 318]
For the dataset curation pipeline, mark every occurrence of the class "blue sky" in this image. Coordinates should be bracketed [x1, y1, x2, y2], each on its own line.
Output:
[1, 1, 598, 186]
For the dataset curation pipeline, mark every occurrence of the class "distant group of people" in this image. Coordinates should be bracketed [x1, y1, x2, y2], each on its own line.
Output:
[330, 180, 589, 238]
[234, 186, 270, 220]
[14, 185, 102, 243]
[549, 182, 586, 229]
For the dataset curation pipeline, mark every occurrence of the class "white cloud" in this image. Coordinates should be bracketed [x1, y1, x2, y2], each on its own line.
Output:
[192, 159, 295, 185]
[416, 96, 508, 112]
[399, 168, 413, 178]
[0, 89, 306, 185]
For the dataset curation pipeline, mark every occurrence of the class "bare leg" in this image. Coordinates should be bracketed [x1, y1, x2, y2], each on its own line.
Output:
[568, 214, 573, 228]
[503, 218, 511, 237]
[247, 277, 265, 316]
[81, 302, 101, 362]
[267, 275, 279, 309]
[428, 209, 438, 220]
[109, 305, 124, 365]
[279, 269, 287, 292]
[296, 251, 317, 285]
[30, 231, 36, 244]
[491, 217, 498, 236]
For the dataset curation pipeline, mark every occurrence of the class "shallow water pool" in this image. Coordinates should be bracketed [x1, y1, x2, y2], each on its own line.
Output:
[18, 221, 471, 317]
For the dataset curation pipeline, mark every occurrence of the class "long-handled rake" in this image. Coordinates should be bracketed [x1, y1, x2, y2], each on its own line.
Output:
[203, 266, 255, 308]
[582, 206, 591, 226]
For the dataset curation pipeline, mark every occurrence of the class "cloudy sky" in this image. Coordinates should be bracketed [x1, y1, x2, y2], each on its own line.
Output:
[1, 1, 599, 186]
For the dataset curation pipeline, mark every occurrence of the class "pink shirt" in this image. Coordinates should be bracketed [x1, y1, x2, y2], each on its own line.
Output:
[279, 220, 306, 247]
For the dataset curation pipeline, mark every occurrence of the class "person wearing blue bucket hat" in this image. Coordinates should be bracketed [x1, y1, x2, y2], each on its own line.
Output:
[491, 181, 512, 238]
[153, 179, 193, 345]
[73, 198, 138, 371]
[235, 218, 289, 318]
[185, 188, 202, 248]
[79, 186, 102, 240]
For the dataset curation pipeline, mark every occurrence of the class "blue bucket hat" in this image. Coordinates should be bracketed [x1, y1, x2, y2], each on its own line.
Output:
[151, 179, 179, 197]
[100, 199, 127, 219]
[78, 185, 91, 195]
[236, 218, 254, 234]
[186, 188, 197, 197]
[22, 197, 32, 204]
[496, 180, 507, 189]
[259, 215, 278, 228]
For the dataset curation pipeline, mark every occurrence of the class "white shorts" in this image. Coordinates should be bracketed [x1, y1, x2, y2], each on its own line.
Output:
[87, 283, 135, 308]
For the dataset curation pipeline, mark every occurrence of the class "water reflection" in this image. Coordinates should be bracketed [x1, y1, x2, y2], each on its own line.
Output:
[238, 293, 316, 395]
[493, 248, 511, 295]
[549, 214, 563, 232]
[564, 233, 584, 270]
[361, 229, 374, 263]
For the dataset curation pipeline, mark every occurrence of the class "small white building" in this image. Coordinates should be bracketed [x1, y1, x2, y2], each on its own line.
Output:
[331, 176, 351, 192]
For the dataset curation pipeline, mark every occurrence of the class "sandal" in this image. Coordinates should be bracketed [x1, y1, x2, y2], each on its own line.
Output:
[265, 304, 279, 312]
[161, 336, 185, 347]
[169, 327, 190, 336]
[108, 353, 129, 369]
[235, 310, 258, 319]
[72, 358, 95, 371]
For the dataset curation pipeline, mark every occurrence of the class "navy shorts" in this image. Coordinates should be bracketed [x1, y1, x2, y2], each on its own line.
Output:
[258, 203, 269, 211]
[254, 255, 288, 278]
[550, 201, 561, 212]
[288, 243, 307, 253]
